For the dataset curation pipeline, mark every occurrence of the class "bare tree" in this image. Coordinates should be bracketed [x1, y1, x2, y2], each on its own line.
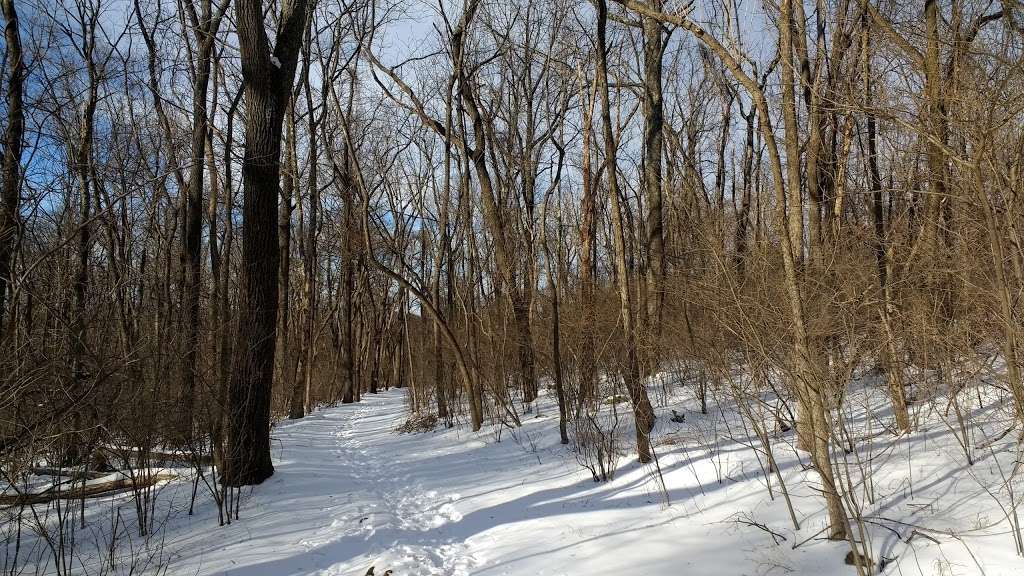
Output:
[0, 0, 25, 328]
[224, 0, 313, 486]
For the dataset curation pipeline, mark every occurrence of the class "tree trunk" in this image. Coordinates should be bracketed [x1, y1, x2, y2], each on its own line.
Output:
[862, 13, 910, 433]
[224, 0, 310, 487]
[922, 0, 948, 252]
[291, 46, 320, 420]
[0, 0, 25, 329]
[596, 0, 655, 463]
[278, 101, 296, 413]
[180, 0, 227, 440]
[642, 2, 665, 331]
[577, 75, 599, 414]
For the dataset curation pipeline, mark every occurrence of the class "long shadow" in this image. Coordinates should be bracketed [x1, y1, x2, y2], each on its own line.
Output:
[223, 435, 749, 575]
[205, 387, 899, 575]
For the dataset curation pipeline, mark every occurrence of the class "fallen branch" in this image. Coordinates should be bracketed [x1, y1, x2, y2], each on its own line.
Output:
[28, 467, 109, 481]
[730, 512, 788, 545]
[0, 472, 176, 506]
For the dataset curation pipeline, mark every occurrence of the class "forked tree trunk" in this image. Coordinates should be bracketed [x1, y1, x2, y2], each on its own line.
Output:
[181, 0, 229, 439]
[224, 0, 310, 487]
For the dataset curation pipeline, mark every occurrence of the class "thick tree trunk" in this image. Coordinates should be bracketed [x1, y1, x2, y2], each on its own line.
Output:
[224, 86, 282, 484]
[223, 0, 310, 487]
[0, 0, 25, 329]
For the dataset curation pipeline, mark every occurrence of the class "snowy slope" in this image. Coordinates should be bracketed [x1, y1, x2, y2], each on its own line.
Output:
[8, 381, 1024, 576]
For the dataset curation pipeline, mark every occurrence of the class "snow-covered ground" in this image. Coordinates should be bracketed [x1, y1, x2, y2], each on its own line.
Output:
[6, 379, 1024, 575]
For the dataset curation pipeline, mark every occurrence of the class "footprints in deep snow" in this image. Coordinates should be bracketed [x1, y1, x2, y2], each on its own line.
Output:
[306, 399, 479, 575]
[379, 542, 476, 576]
[395, 490, 464, 532]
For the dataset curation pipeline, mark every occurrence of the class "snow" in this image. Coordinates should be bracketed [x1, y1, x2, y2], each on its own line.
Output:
[7, 377, 1024, 575]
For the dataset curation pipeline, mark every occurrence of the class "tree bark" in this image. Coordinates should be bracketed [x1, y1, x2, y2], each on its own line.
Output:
[642, 1, 666, 331]
[577, 74, 599, 414]
[862, 10, 911, 433]
[224, 0, 311, 487]
[181, 0, 229, 439]
[0, 0, 25, 329]
[597, 0, 655, 463]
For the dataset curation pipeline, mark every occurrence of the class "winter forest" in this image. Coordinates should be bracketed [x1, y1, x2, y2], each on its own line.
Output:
[2, 0, 1024, 574]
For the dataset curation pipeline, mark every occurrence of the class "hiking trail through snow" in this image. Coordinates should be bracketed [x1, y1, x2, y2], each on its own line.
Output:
[153, 390, 504, 576]
[55, 384, 1021, 576]
[299, 398, 478, 576]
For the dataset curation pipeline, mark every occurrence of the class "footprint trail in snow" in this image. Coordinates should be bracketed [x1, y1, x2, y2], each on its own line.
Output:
[305, 398, 479, 576]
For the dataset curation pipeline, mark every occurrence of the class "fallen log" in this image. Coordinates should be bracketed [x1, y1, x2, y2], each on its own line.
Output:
[28, 467, 109, 481]
[0, 473, 176, 507]
[101, 447, 212, 467]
